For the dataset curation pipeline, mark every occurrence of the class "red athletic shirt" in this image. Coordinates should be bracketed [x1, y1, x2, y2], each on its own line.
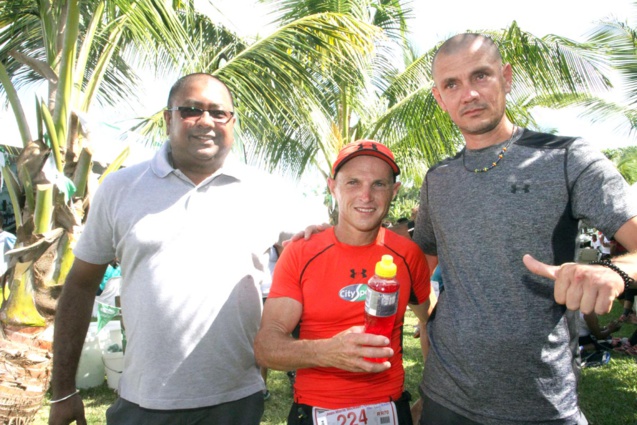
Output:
[269, 227, 431, 408]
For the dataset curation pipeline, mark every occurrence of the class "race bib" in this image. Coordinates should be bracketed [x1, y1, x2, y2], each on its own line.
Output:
[312, 401, 398, 425]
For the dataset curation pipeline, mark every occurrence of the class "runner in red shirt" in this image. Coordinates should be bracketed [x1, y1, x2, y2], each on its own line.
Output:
[255, 140, 434, 425]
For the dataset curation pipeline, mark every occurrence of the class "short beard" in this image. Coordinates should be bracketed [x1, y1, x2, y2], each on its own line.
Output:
[461, 117, 501, 136]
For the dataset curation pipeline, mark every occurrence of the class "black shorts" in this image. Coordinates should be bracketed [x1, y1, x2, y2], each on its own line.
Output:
[287, 391, 413, 425]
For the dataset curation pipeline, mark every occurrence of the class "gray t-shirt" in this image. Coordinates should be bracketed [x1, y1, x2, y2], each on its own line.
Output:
[414, 129, 637, 424]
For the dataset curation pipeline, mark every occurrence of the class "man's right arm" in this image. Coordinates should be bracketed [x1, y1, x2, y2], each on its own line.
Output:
[48, 259, 108, 425]
[254, 297, 393, 373]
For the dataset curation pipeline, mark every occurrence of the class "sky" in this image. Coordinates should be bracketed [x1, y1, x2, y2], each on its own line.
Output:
[208, 0, 633, 47]
[1, 0, 635, 166]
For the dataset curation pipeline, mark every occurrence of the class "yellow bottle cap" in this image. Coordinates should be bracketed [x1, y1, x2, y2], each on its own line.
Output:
[375, 255, 397, 278]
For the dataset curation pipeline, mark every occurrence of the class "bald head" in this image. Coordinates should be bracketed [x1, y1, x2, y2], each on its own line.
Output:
[167, 73, 234, 109]
[432, 33, 502, 79]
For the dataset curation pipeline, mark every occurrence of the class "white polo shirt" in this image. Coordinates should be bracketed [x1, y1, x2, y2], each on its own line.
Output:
[75, 142, 325, 409]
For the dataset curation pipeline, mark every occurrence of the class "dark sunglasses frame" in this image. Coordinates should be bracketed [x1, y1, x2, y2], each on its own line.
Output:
[167, 106, 234, 123]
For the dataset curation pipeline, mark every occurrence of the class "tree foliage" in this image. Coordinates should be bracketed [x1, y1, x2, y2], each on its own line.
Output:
[566, 3, 637, 142]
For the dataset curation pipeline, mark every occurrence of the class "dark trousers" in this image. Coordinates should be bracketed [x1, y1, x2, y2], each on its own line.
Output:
[106, 391, 264, 425]
[288, 392, 412, 425]
[418, 393, 588, 425]
[418, 394, 481, 425]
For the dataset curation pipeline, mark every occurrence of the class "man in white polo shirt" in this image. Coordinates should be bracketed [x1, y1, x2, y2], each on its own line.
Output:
[49, 73, 324, 425]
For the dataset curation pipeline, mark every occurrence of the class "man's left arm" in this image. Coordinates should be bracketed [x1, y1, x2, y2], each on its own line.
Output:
[609, 215, 637, 286]
[408, 290, 437, 360]
[524, 216, 637, 315]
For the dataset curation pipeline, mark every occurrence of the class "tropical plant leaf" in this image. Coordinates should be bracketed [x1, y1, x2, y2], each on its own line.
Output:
[0, 261, 46, 327]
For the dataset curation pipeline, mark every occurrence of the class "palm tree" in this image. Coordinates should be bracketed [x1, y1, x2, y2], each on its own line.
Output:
[0, 1, 381, 421]
[130, 0, 413, 224]
[131, 3, 384, 179]
[240, 0, 421, 180]
[210, 1, 614, 186]
[0, 1, 196, 420]
[131, 0, 614, 209]
[566, 3, 637, 142]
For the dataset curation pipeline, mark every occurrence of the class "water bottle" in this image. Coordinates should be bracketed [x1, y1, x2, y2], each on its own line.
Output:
[364, 255, 399, 362]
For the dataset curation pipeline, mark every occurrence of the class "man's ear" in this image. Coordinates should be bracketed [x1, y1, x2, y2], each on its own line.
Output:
[503, 63, 513, 94]
[327, 177, 336, 196]
[432, 86, 446, 112]
[392, 181, 402, 201]
[164, 110, 172, 135]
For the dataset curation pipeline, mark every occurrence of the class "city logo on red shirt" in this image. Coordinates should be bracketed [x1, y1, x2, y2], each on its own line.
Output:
[339, 284, 367, 302]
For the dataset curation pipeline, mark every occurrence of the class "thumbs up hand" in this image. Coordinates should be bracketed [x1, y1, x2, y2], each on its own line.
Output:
[522, 254, 624, 315]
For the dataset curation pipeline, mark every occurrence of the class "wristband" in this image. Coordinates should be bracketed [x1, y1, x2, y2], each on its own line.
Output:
[49, 389, 80, 404]
[589, 259, 636, 293]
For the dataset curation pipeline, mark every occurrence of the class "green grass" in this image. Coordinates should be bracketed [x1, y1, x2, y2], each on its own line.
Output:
[34, 304, 637, 424]
[579, 302, 637, 425]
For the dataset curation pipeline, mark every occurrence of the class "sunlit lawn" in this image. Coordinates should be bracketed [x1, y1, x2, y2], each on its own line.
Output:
[34, 303, 637, 424]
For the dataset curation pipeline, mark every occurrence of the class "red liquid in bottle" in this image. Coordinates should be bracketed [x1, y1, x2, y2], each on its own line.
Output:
[364, 255, 399, 363]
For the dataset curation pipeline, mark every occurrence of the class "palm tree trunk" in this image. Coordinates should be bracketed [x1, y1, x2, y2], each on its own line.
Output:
[0, 326, 52, 424]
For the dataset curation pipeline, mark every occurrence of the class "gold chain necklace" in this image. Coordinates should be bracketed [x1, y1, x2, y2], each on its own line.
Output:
[462, 126, 518, 173]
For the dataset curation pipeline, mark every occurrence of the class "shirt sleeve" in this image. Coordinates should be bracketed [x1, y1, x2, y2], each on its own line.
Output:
[413, 172, 437, 256]
[408, 246, 431, 305]
[74, 176, 117, 265]
[268, 242, 304, 303]
[567, 139, 637, 238]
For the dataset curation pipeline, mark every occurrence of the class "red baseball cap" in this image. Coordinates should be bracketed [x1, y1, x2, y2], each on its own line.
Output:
[331, 140, 400, 178]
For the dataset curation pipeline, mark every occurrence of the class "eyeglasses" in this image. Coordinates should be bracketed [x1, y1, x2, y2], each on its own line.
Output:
[167, 106, 234, 124]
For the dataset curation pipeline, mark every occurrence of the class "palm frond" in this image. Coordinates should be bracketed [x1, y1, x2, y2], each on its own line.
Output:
[491, 23, 612, 101]
[223, 13, 378, 175]
[263, 0, 370, 26]
[588, 19, 637, 108]
[370, 0, 413, 44]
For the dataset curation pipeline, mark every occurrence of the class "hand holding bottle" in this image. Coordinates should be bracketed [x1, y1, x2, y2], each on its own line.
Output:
[317, 325, 393, 372]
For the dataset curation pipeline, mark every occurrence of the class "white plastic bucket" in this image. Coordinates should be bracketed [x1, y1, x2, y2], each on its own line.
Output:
[103, 351, 124, 390]
[75, 332, 105, 389]
[97, 321, 122, 350]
